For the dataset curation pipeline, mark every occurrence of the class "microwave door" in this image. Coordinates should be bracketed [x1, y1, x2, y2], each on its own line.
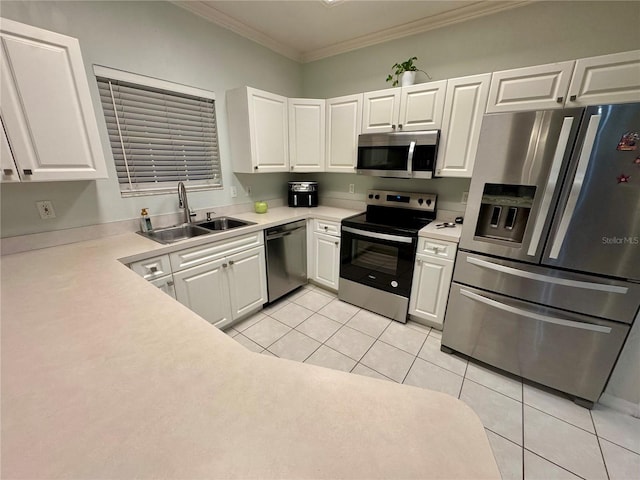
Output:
[543, 103, 640, 281]
[459, 109, 582, 263]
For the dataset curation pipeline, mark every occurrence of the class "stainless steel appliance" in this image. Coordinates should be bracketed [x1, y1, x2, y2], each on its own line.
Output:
[265, 220, 307, 303]
[442, 103, 640, 407]
[288, 181, 318, 207]
[357, 130, 439, 179]
[339, 190, 437, 322]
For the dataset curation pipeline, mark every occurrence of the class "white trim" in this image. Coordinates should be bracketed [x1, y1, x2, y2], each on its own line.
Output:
[599, 393, 640, 418]
[172, 1, 531, 64]
[93, 65, 215, 100]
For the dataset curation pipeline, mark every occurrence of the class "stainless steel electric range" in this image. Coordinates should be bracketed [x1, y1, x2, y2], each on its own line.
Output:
[339, 189, 437, 323]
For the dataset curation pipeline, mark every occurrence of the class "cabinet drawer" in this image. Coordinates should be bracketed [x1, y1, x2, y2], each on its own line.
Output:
[417, 238, 457, 259]
[314, 218, 340, 236]
[170, 231, 264, 272]
[130, 254, 172, 280]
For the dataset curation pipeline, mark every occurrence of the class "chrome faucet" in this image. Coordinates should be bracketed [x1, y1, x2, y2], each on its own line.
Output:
[177, 182, 195, 224]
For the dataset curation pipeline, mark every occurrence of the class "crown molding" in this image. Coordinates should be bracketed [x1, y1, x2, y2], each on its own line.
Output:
[301, 1, 533, 63]
[173, 1, 304, 62]
[173, 1, 532, 64]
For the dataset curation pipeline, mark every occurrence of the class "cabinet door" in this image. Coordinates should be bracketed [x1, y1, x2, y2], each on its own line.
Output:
[567, 50, 640, 106]
[288, 98, 325, 172]
[398, 81, 446, 131]
[362, 88, 401, 134]
[1, 117, 19, 183]
[436, 74, 491, 177]
[312, 232, 340, 291]
[226, 246, 268, 320]
[0, 19, 107, 181]
[149, 275, 177, 300]
[173, 258, 233, 329]
[409, 254, 454, 329]
[248, 88, 289, 172]
[325, 93, 362, 173]
[486, 61, 575, 113]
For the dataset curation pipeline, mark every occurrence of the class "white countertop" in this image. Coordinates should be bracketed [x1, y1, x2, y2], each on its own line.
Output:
[1, 207, 498, 479]
[419, 219, 463, 243]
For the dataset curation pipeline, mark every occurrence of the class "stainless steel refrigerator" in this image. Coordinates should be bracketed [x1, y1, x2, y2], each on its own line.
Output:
[442, 103, 640, 407]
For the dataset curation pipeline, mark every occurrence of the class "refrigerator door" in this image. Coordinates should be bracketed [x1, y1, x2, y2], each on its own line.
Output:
[442, 283, 630, 403]
[460, 109, 583, 263]
[544, 103, 640, 281]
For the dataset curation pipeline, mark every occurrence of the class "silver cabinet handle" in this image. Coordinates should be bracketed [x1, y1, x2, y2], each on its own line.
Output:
[222, 263, 228, 268]
[527, 116, 575, 256]
[459, 289, 611, 333]
[3, 169, 13, 175]
[229, 260, 234, 266]
[549, 114, 601, 259]
[167, 280, 174, 287]
[466, 256, 627, 294]
[149, 265, 158, 273]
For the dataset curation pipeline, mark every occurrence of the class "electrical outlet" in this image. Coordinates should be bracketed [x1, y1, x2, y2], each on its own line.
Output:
[461, 192, 469, 205]
[230, 186, 238, 198]
[36, 200, 56, 219]
[246, 186, 252, 195]
[349, 183, 355, 194]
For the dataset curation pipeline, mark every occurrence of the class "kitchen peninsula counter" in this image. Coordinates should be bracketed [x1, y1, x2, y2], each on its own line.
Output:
[1, 208, 499, 479]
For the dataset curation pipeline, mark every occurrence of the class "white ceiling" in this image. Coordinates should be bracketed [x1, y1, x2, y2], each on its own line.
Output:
[174, 0, 532, 63]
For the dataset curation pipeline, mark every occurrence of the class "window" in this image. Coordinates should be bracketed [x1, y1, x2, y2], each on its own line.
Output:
[94, 66, 222, 196]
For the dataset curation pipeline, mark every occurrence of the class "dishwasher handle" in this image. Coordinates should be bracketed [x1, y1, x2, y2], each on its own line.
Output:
[266, 224, 306, 240]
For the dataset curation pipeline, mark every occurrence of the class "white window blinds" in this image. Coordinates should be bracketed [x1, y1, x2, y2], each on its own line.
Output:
[96, 69, 221, 196]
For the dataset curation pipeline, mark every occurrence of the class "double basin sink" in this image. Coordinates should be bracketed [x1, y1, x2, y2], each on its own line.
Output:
[139, 217, 256, 244]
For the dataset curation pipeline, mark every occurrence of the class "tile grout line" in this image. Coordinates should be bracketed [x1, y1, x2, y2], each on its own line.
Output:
[400, 332, 430, 385]
[591, 409, 611, 480]
[522, 447, 589, 480]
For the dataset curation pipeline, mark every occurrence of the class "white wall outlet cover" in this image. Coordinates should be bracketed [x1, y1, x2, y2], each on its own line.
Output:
[461, 192, 469, 204]
[349, 183, 355, 194]
[36, 200, 56, 219]
[231, 186, 238, 198]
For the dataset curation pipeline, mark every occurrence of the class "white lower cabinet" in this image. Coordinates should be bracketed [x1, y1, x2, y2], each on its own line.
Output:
[149, 275, 177, 300]
[409, 238, 457, 329]
[309, 219, 340, 291]
[173, 245, 267, 330]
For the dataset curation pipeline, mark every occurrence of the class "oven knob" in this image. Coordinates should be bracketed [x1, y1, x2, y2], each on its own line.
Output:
[368, 194, 373, 199]
[426, 199, 432, 206]
[375, 194, 380, 200]
[418, 198, 424, 205]
[391, 281, 398, 288]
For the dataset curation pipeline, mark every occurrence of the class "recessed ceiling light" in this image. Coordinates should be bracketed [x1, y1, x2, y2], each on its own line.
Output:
[321, 0, 344, 7]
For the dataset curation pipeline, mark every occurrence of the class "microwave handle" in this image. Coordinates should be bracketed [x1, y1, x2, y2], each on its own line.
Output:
[406, 140, 416, 176]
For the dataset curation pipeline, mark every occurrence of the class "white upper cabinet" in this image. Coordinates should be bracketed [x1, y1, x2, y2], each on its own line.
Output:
[325, 93, 362, 173]
[486, 61, 575, 113]
[288, 98, 325, 172]
[0, 18, 107, 181]
[567, 50, 640, 106]
[436, 73, 491, 178]
[362, 87, 401, 133]
[1, 119, 19, 183]
[227, 86, 289, 173]
[398, 81, 447, 131]
[362, 81, 446, 133]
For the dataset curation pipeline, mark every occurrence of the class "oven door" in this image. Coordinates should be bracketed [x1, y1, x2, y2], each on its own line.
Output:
[340, 226, 417, 297]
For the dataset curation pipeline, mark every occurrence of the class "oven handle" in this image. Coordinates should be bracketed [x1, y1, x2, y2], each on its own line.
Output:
[342, 226, 414, 244]
[459, 289, 611, 333]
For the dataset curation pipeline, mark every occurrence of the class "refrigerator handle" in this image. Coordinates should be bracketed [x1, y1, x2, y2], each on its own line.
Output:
[527, 117, 575, 256]
[549, 114, 602, 259]
[459, 289, 612, 333]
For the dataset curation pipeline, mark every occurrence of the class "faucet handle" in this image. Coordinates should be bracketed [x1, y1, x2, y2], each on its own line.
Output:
[206, 211, 216, 221]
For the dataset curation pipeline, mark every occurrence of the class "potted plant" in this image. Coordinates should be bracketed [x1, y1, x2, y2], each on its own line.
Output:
[386, 57, 431, 87]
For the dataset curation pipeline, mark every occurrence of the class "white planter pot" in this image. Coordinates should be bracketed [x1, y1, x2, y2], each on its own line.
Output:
[401, 71, 416, 87]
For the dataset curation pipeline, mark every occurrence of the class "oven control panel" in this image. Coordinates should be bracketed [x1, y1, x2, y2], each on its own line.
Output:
[366, 189, 436, 212]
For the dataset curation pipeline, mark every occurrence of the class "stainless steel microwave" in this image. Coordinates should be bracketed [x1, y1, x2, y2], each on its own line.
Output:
[356, 130, 439, 179]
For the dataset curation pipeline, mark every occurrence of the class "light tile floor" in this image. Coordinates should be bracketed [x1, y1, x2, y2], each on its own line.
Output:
[225, 284, 640, 480]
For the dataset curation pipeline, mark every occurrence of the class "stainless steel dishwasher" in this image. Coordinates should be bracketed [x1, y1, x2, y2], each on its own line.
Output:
[265, 220, 307, 303]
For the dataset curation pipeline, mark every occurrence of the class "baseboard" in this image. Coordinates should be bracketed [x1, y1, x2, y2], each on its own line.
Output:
[599, 393, 640, 418]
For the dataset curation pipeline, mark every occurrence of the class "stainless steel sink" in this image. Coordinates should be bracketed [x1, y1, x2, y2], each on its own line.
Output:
[139, 217, 255, 244]
[196, 217, 255, 231]
[138, 223, 212, 244]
